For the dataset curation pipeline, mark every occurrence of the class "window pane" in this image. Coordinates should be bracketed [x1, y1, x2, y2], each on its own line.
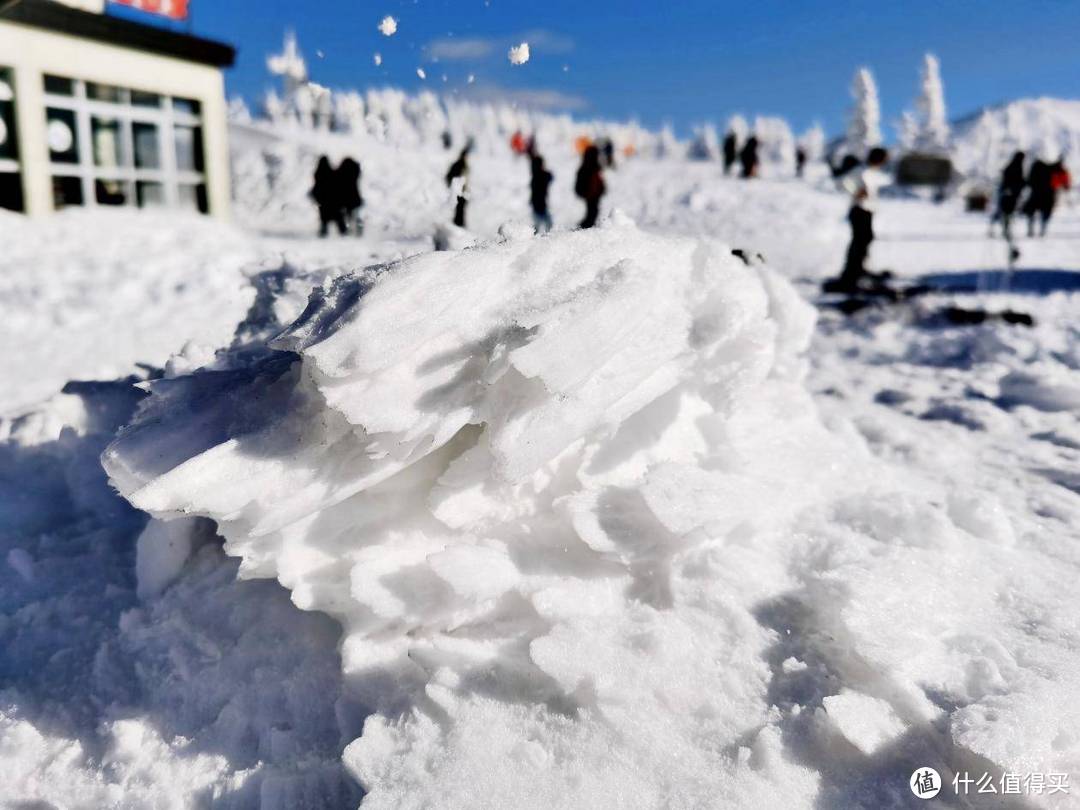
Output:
[52, 176, 83, 208]
[92, 117, 125, 169]
[178, 183, 208, 214]
[172, 97, 201, 116]
[0, 172, 23, 212]
[46, 108, 79, 164]
[0, 73, 15, 163]
[95, 178, 128, 206]
[174, 125, 204, 173]
[133, 122, 160, 169]
[131, 90, 162, 108]
[87, 83, 124, 104]
[136, 180, 166, 208]
[44, 75, 74, 96]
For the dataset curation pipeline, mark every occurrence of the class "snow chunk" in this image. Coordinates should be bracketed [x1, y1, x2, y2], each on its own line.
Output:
[105, 222, 827, 807]
[377, 15, 397, 36]
[822, 691, 907, 756]
[508, 42, 530, 65]
[135, 517, 201, 599]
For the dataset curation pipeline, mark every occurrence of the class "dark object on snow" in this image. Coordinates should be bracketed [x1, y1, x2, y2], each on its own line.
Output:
[796, 146, 807, 178]
[446, 141, 473, 228]
[530, 154, 554, 233]
[731, 248, 766, 266]
[895, 153, 953, 187]
[338, 157, 364, 236]
[723, 131, 738, 175]
[739, 136, 759, 178]
[943, 307, 1035, 327]
[990, 151, 1026, 238]
[311, 156, 346, 237]
[575, 145, 606, 229]
[966, 191, 990, 212]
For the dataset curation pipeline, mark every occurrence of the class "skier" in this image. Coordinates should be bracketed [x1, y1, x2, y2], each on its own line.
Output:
[833, 147, 890, 292]
[723, 130, 738, 175]
[530, 153, 554, 233]
[338, 157, 364, 236]
[990, 151, 1025, 240]
[311, 156, 345, 237]
[796, 146, 807, 179]
[445, 140, 473, 228]
[575, 144, 606, 229]
[739, 135, 760, 179]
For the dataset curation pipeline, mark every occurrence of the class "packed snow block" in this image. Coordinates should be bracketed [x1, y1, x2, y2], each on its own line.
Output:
[105, 220, 831, 808]
[135, 516, 210, 599]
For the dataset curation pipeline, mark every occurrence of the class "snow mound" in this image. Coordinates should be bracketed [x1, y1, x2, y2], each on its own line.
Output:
[104, 220, 835, 806]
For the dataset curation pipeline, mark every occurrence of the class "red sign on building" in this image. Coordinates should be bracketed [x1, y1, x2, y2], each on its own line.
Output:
[109, 0, 190, 21]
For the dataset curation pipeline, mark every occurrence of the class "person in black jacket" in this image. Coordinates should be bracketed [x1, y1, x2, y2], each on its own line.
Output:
[723, 130, 738, 175]
[445, 141, 473, 228]
[338, 157, 364, 236]
[991, 151, 1025, 239]
[1023, 158, 1054, 237]
[530, 153, 554, 233]
[575, 145, 606, 229]
[311, 156, 345, 237]
[739, 135, 760, 179]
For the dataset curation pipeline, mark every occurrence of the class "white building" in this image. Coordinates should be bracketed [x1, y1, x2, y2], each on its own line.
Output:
[0, 0, 234, 217]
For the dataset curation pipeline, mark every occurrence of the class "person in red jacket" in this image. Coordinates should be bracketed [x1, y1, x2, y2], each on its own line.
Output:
[575, 145, 606, 229]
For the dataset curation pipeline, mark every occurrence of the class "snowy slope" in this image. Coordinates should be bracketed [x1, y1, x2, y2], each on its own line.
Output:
[952, 97, 1080, 182]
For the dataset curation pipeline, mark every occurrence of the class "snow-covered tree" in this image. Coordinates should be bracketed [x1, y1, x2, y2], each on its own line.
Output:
[726, 114, 749, 142]
[846, 67, 882, 158]
[755, 116, 796, 175]
[688, 123, 720, 161]
[656, 123, 680, 158]
[896, 110, 919, 151]
[915, 53, 949, 151]
[799, 123, 825, 163]
[267, 30, 308, 102]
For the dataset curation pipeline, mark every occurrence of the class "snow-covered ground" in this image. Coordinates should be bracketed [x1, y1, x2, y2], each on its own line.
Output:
[1, 125, 1078, 809]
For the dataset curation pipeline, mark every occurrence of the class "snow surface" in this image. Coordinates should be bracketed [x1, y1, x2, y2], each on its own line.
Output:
[1, 105, 1079, 809]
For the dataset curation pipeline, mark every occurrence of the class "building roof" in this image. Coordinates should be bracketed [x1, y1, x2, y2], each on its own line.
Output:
[0, 0, 235, 68]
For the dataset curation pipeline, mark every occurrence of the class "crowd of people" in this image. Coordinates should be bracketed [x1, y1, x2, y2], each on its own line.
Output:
[308, 134, 1072, 309]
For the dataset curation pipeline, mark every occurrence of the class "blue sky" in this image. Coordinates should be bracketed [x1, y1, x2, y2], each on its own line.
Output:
[112, 0, 1080, 138]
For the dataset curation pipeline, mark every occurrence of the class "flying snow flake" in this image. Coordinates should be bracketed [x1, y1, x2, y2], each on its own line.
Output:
[378, 15, 397, 37]
[416, 67, 427, 80]
[508, 42, 530, 65]
[373, 53, 383, 66]
[467, 74, 475, 84]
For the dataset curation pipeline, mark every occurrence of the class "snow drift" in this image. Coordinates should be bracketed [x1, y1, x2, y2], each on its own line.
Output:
[104, 219, 840, 806]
